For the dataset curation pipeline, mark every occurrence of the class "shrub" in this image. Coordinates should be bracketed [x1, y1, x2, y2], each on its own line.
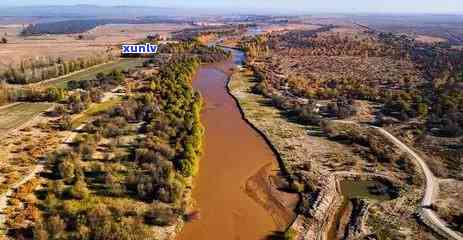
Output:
[289, 181, 305, 193]
[284, 228, 297, 240]
[58, 115, 73, 130]
[50, 105, 66, 117]
[34, 220, 49, 240]
[144, 206, 177, 226]
[69, 180, 90, 199]
[58, 159, 75, 182]
[47, 215, 66, 238]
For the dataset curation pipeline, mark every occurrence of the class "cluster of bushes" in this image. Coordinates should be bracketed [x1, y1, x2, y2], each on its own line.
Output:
[240, 35, 269, 61]
[52, 87, 108, 130]
[66, 91, 94, 114]
[320, 121, 421, 185]
[159, 40, 231, 63]
[67, 69, 125, 91]
[33, 148, 163, 240]
[326, 97, 357, 119]
[253, 73, 356, 124]
[382, 90, 429, 120]
[266, 92, 323, 125]
[379, 79, 463, 138]
[1, 55, 113, 84]
[424, 80, 463, 137]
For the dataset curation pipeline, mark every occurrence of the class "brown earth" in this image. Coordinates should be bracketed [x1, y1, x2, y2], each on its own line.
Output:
[245, 163, 299, 230]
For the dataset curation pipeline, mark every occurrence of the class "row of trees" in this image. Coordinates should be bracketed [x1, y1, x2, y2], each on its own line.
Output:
[1, 55, 113, 84]
[0, 83, 66, 105]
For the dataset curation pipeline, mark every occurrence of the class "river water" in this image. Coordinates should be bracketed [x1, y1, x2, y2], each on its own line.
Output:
[177, 50, 282, 239]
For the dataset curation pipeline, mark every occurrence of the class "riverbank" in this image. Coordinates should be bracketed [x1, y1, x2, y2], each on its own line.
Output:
[227, 67, 311, 236]
[228, 67, 440, 239]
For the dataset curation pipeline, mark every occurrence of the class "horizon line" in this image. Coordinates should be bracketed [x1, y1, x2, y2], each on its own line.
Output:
[0, 4, 463, 16]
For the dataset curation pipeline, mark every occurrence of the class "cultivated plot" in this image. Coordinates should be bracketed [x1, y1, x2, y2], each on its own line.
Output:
[0, 102, 53, 133]
[40, 58, 144, 88]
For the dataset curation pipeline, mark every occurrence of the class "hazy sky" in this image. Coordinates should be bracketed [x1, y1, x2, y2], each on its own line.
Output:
[2, 0, 463, 14]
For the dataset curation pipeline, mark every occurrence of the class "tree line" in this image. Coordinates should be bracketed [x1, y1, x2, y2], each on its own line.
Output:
[1, 55, 113, 84]
[0, 83, 66, 106]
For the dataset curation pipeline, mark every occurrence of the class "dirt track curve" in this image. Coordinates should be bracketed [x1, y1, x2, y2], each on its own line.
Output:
[374, 126, 463, 240]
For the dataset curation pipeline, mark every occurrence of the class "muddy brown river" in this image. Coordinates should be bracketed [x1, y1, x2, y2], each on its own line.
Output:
[177, 50, 285, 240]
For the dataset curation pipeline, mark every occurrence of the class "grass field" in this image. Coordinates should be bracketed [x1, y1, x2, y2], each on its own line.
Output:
[0, 102, 53, 133]
[42, 58, 144, 88]
[71, 98, 121, 127]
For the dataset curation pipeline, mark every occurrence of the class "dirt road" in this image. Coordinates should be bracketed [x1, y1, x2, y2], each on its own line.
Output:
[374, 126, 463, 240]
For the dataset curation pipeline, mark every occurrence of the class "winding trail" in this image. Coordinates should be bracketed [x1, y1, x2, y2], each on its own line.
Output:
[373, 126, 463, 240]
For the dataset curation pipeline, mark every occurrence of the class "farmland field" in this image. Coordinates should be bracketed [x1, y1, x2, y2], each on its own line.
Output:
[0, 102, 53, 133]
[0, 23, 190, 69]
[41, 58, 144, 88]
